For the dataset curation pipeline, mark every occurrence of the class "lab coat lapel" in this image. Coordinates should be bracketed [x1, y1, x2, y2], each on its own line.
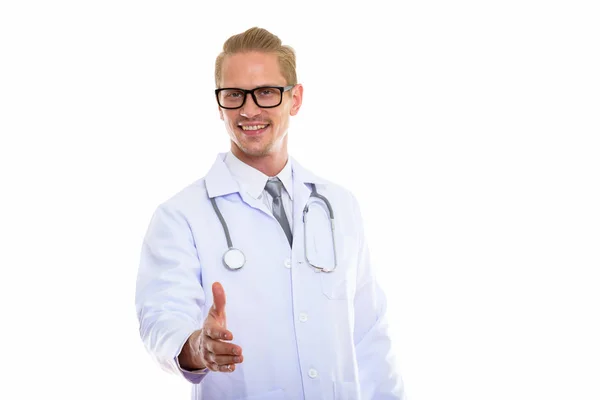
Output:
[292, 176, 311, 254]
[205, 153, 270, 215]
[291, 158, 327, 250]
[238, 189, 270, 215]
[204, 153, 238, 198]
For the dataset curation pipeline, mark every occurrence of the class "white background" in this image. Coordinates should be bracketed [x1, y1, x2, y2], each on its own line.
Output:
[1, 1, 599, 399]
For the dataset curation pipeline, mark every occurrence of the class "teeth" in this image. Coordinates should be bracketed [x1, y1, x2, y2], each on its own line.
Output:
[241, 125, 267, 131]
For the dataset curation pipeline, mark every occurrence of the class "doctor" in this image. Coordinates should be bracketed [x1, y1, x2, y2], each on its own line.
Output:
[135, 27, 405, 399]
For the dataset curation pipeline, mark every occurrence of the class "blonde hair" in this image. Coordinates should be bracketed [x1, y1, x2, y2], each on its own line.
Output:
[215, 27, 297, 87]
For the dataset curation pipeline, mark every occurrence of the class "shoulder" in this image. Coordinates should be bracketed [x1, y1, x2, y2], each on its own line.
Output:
[161, 176, 207, 205]
[320, 179, 359, 208]
[291, 157, 361, 211]
[150, 176, 210, 223]
[293, 156, 355, 191]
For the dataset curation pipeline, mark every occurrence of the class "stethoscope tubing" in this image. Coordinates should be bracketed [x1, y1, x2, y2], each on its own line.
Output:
[211, 183, 337, 273]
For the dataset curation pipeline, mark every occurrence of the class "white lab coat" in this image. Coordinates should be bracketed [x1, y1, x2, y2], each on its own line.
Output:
[136, 153, 405, 399]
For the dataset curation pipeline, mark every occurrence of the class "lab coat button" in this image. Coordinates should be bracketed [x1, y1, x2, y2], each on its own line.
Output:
[284, 258, 291, 268]
[308, 368, 318, 378]
[299, 312, 308, 322]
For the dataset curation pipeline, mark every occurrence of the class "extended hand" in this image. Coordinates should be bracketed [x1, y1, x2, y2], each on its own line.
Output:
[178, 282, 244, 373]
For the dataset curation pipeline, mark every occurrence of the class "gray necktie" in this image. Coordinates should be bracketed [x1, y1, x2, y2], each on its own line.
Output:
[265, 178, 293, 247]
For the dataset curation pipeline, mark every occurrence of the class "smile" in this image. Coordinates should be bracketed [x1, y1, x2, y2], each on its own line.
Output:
[240, 124, 269, 131]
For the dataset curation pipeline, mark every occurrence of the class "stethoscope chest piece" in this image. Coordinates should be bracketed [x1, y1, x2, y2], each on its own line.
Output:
[223, 248, 245, 270]
[210, 182, 336, 272]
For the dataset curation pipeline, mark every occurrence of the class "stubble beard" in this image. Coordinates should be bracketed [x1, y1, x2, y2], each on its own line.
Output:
[234, 134, 276, 159]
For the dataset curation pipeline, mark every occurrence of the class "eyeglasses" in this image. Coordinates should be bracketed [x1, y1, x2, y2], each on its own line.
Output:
[215, 85, 294, 109]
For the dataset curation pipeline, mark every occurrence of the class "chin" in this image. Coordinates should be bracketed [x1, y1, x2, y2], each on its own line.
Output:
[236, 142, 272, 158]
[247, 148, 273, 158]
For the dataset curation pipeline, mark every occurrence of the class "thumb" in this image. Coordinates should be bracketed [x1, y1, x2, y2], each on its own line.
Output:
[212, 281, 227, 317]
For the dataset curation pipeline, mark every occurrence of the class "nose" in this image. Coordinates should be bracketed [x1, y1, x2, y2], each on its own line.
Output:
[240, 92, 261, 118]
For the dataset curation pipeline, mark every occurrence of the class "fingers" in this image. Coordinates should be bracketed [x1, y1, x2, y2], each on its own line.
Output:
[206, 362, 238, 373]
[204, 326, 233, 341]
[211, 282, 226, 317]
[204, 337, 242, 357]
[203, 282, 239, 373]
[207, 353, 244, 367]
[201, 337, 243, 373]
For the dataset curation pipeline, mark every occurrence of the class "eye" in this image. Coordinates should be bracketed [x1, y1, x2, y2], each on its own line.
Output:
[257, 88, 276, 96]
[226, 91, 244, 98]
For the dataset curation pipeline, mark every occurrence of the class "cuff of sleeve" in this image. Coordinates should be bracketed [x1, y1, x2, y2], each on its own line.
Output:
[174, 339, 209, 384]
[175, 356, 209, 375]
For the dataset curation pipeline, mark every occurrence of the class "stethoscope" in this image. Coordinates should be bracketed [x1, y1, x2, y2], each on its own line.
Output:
[209, 184, 338, 273]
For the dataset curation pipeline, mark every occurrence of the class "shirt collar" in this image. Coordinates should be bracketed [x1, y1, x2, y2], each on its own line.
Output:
[224, 151, 294, 200]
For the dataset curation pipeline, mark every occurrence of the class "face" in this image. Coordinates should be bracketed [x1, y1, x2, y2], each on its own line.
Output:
[218, 51, 303, 161]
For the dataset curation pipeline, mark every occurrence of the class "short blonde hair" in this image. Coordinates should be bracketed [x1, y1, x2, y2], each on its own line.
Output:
[215, 27, 297, 87]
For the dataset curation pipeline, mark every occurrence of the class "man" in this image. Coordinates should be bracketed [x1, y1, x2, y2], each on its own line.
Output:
[136, 27, 405, 399]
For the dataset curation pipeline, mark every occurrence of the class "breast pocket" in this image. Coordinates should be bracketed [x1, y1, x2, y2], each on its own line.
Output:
[320, 233, 358, 300]
[334, 381, 360, 400]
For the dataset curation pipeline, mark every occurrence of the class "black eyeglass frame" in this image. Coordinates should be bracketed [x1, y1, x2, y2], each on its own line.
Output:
[215, 85, 295, 109]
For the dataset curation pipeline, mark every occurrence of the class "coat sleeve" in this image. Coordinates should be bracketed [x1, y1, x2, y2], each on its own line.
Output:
[135, 203, 209, 384]
[350, 194, 406, 399]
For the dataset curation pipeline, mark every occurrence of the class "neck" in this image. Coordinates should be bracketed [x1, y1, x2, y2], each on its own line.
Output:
[231, 145, 289, 177]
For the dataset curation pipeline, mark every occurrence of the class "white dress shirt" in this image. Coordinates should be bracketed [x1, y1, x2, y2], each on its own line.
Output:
[224, 151, 294, 230]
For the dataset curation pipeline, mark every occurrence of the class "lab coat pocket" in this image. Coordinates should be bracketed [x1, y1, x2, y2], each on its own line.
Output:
[334, 381, 360, 400]
[320, 234, 357, 300]
[321, 272, 350, 300]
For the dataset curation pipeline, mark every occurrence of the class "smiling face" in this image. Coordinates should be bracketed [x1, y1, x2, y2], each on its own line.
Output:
[218, 51, 303, 169]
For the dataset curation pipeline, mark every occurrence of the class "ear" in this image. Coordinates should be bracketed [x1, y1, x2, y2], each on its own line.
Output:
[218, 106, 224, 121]
[289, 84, 304, 116]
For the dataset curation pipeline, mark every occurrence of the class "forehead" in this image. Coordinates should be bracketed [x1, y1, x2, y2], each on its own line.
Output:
[220, 51, 286, 88]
